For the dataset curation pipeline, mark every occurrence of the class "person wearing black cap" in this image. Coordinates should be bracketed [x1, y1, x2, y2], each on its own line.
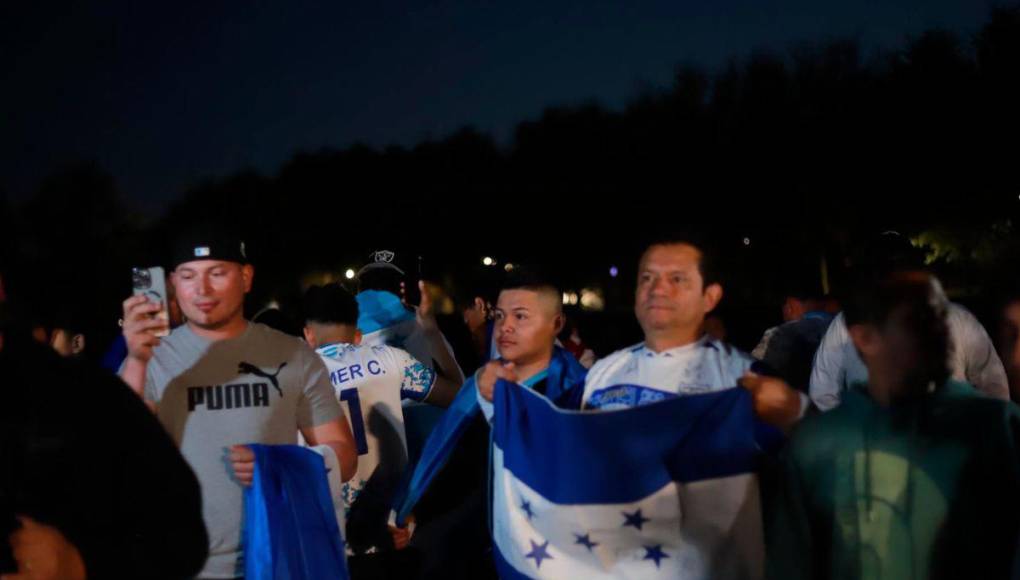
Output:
[355, 250, 464, 388]
[355, 250, 466, 460]
[119, 230, 358, 579]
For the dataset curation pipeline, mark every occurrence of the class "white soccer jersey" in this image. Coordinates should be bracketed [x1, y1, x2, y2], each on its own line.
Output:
[314, 342, 436, 516]
[581, 336, 754, 410]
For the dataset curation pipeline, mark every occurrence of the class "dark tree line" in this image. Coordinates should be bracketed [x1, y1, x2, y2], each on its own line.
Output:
[5, 7, 1020, 356]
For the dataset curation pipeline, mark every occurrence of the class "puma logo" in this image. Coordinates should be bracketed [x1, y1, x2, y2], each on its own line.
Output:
[238, 362, 287, 397]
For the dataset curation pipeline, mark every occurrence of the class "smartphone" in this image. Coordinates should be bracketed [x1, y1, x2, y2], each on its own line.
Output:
[132, 266, 170, 337]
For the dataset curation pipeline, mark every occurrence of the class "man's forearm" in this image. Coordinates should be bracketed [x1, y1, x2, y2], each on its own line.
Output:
[423, 328, 464, 384]
[425, 375, 460, 407]
[322, 440, 357, 482]
[302, 421, 358, 483]
[119, 358, 146, 398]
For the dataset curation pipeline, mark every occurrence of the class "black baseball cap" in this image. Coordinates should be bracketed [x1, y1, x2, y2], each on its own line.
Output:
[356, 249, 407, 278]
[171, 229, 248, 269]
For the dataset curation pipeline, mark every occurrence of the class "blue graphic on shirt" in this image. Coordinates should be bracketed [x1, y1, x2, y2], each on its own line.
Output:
[401, 361, 435, 401]
[585, 384, 678, 410]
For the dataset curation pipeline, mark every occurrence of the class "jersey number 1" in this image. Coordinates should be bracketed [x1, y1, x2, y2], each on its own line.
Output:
[340, 389, 369, 455]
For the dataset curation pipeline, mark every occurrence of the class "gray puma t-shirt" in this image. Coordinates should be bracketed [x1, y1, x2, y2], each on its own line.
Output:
[145, 322, 342, 578]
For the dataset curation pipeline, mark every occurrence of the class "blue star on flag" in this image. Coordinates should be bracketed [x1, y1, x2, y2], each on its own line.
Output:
[525, 539, 553, 569]
[574, 533, 599, 551]
[521, 499, 535, 521]
[643, 545, 670, 568]
[622, 509, 650, 531]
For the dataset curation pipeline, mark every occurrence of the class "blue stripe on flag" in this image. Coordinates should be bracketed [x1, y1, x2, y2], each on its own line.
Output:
[492, 380, 758, 505]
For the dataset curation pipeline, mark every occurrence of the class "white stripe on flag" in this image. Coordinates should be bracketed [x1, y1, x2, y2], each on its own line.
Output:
[492, 446, 763, 579]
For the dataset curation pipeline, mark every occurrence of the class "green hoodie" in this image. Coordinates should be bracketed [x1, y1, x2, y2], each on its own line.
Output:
[767, 381, 1020, 580]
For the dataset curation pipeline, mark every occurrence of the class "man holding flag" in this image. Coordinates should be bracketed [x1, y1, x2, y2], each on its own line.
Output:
[480, 238, 803, 579]
[390, 270, 588, 574]
[474, 271, 587, 416]
[579, 239, 804, 421]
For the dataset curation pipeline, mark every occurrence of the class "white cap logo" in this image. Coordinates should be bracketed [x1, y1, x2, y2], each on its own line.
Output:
[373, 250, 395, 264]
[194, 246, 211, 257]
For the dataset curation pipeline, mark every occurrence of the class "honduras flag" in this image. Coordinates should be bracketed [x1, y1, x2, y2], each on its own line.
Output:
[490, 380, 764, 579]
[391, 346, 587, 525]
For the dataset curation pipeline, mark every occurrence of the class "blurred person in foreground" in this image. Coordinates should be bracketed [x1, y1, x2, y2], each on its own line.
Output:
[0, 268, 207, 579]
[768, 271, 1020, 580]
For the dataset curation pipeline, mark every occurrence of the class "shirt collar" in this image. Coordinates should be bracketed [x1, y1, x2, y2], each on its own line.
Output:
[803, 310, 833, 322]
[634, 334, 713, 358]
[315, 341, 354, 355]
[522, 368, 549, 388]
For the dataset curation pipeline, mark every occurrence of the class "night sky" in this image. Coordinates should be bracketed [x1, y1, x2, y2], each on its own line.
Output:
[2, 0, 995, 214]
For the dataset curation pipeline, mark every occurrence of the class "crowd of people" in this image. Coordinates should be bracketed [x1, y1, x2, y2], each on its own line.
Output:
[2, 226, 1020, 580]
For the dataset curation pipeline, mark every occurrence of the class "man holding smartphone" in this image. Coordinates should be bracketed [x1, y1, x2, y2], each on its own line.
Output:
[119, 230, 359, 579]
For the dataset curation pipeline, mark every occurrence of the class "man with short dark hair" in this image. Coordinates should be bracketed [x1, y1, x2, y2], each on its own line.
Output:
[394, 269, 588, 579]
[582, 240, 804, 427]
[452, 270, 501, 372]
[301, 284, 459, 563]
[476, 270, 576, 410]
[41, 307, 89, 358]
[752, 286, 834, 392]
[574, 238, 805, 579]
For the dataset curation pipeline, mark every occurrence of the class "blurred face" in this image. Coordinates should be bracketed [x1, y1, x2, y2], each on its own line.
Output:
[782, 297, 806, 322]
[50, 329, 85, 357]
[462, 297, 489, 333]
[852, 297, 950, 403]
[882, 306, 940, 387]
[635, 244, 721, 338]
[494, 289, 563, 366]
[172, 260, 253, 331]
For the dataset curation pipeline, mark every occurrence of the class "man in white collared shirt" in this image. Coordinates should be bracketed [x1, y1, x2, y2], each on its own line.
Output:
[583, 336, 754, 409]
[581, 239, 805, 429]
[578, 238, 804, 580]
